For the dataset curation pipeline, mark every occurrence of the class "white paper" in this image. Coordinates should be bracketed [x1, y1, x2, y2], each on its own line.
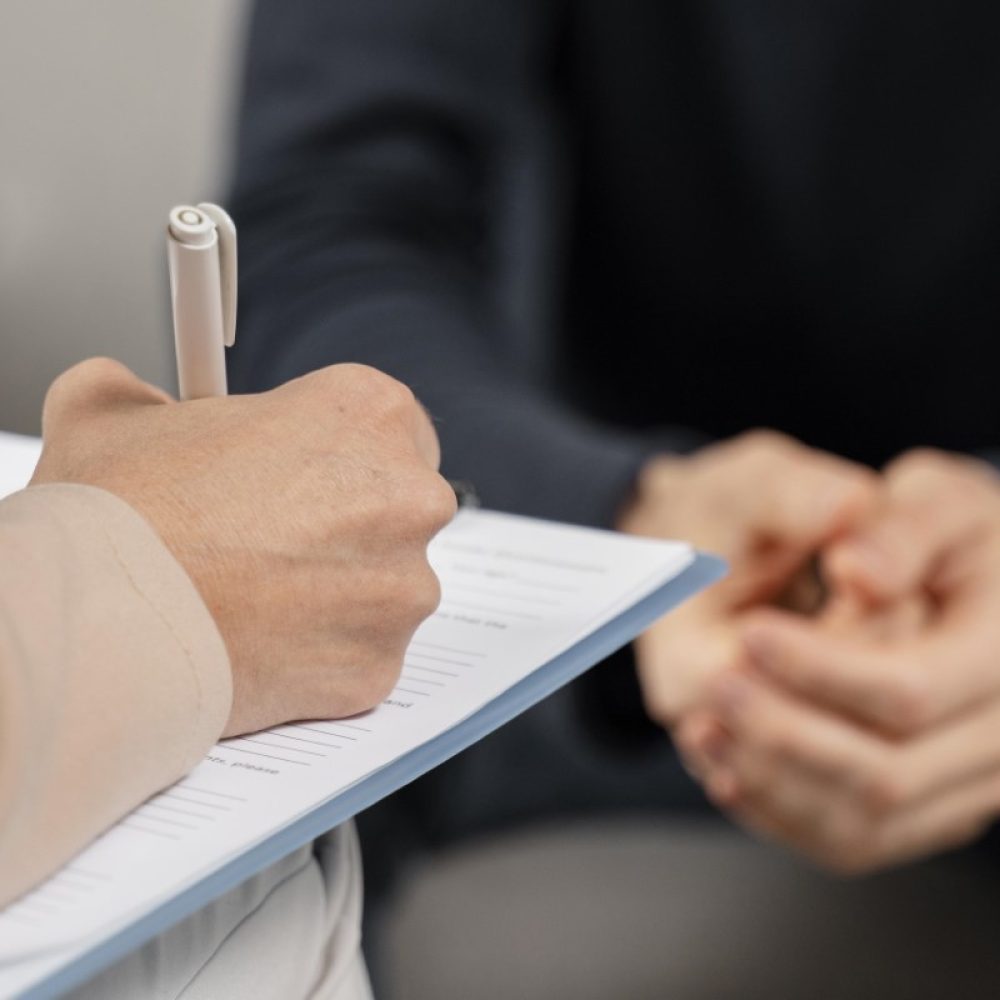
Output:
[0, 432, 41, 496]
[0, 435, 694, 995]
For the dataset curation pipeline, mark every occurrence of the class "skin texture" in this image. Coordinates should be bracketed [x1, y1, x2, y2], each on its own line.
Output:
[31, 358, 456, 736]
[625, 439, 1000, 874]
[619, 431, 877, 725]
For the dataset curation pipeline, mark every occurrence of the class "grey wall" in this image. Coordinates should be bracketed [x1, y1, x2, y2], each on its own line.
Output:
[0, 1, 246, 434]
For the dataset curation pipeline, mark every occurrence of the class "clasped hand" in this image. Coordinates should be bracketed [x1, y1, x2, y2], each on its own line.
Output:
[621, 433, 1000, 873]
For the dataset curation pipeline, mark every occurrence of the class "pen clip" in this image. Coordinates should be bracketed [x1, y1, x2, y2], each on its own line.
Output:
[196, 203, 238, 348]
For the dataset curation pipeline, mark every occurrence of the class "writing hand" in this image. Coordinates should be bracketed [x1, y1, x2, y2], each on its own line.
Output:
[32, 358, 456, 735]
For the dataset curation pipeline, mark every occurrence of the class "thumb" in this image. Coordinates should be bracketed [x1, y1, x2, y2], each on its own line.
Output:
[42, 358, 172, 436]
[823, 451, 997, 604]
[746, 447, 876, 550]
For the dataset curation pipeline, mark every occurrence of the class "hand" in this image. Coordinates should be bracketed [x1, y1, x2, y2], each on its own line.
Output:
[682, 449, 1000, 873]
[618, 431, 875, 724]
[32, 358, 456, 735]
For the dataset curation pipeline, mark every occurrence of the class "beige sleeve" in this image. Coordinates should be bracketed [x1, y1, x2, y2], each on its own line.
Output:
[0, 484, 232, 907]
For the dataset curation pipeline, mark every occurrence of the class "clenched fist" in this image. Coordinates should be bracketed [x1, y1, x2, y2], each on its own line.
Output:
[32, 358, 456, 734]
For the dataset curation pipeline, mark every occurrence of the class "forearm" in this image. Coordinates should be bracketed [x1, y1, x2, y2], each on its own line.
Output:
[0, 485, 231, 906]
[229, 0, 691, 527]
[235, 281, 666, 528]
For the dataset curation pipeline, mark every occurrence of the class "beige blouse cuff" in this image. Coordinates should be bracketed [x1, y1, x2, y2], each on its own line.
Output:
[0, 484, 232, 907]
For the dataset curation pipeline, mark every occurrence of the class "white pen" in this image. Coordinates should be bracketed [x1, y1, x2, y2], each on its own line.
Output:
[166, 203, 237, 400]
[164, 203, 480, 509]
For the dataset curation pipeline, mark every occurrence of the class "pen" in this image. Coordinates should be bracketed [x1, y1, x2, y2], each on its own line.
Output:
[166, 203, 237, 400]
[165, 202, 478, 508]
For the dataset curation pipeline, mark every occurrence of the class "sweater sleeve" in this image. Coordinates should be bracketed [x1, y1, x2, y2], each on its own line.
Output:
[0, 484, 232, 907]
[226, 0, 687, 529]
[225, 2, 710, 817]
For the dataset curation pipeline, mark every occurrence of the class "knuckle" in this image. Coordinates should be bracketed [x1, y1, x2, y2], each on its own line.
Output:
[352, 633, 409, 703]
[405, 563, 443, 623]
[374, 568, 432, 627]
[898, 446, 947, 469]
[293, 363, 343, 396]
[330, 362, 386, 387]
[354, 364, 414, 407]
[837, 464, 880, 502]
[410, 474, 458, 532]
[738, 428, 792, 457]
[310, 363, 413, 408]
[371, 650, 406, 702]
[382, 376, 417, 413]
[371, 562, 442, 636]
[388, 470, 456, 539]
[890, 447, 954, 486]
[351, 646, 405, 713]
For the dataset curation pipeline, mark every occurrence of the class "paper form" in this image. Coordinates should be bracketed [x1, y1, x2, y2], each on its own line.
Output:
[0, 432, 42, 498]
[0, 436, 697, 996]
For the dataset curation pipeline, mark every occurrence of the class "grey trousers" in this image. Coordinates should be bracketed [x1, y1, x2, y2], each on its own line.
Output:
[69, 824, 372, 1000]
[381, 817, 1000, 1000]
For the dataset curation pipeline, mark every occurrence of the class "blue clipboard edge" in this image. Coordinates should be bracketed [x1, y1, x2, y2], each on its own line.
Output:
[18, 552, 725, 1000]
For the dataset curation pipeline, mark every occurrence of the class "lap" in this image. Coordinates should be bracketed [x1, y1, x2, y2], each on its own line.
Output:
[69, 823, 371, 1000]
[380, 817, 1000, 1000]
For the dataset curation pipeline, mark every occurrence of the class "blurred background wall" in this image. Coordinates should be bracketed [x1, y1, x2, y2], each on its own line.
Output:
[0, 0, 246, 434]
